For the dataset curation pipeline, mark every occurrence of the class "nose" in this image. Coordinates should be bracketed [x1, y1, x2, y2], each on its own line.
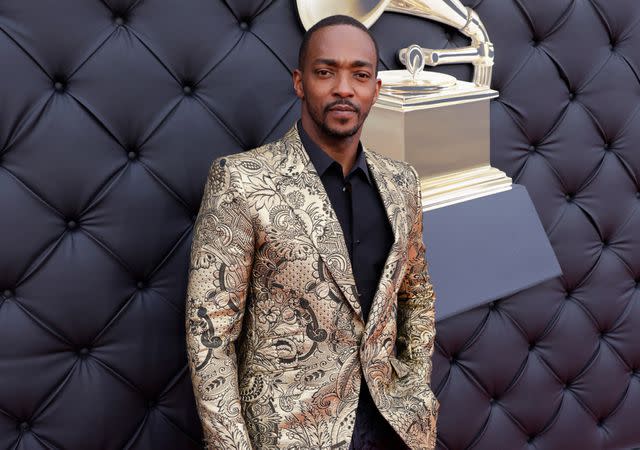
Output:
[333, 72, 355, 98]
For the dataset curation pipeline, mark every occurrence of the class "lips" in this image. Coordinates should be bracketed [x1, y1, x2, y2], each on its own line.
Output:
[325, 100, 359, 115]
[327, 109, 356, 122]
[326, 105, 358, 122]
[329, 105, 356, 112]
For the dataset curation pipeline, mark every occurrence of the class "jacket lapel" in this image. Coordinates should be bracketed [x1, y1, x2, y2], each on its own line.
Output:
[362, 149, 410, 334]
[364, 149, 409, 255]
[272, 125, 363, 322]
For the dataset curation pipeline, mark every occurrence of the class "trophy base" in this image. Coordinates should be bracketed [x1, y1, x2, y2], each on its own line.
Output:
[420, 166, 512, 211]
[362, 71, 507, 210]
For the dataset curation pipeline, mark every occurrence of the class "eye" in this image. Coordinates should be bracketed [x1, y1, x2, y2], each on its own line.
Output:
[316, 69, 332, 77]
[355, 72, 371, 79]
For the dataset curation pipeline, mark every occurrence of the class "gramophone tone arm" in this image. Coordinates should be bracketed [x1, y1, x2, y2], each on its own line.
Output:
[399, 40, 494, 87]
[401, 45, 479, 66]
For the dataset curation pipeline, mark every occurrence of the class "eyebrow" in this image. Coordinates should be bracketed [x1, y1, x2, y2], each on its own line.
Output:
[313, 58, 374, 70]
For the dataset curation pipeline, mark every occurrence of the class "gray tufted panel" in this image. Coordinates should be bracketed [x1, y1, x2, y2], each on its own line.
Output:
[0, 1, 638, 449]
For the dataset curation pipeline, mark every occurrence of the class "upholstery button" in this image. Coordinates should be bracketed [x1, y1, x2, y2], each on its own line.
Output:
[78, 347, 89, 357]
[489, 397, 495, 404]
[19, 422, 29, 432]
[67, 220, 77, 229]
[636, 191, 640, 198]
[137, 281, 145, 289]
[128, 151, 137, 160]
[183, 85, 192, 95]
[115, 16, 125, 26]
[565, 193, 573, 201]
[604, 142, 610, 150]
[239, 21, 249, 30]
[569, 92, 575, 100]
[532, 39, 539, 47]
[527, 436, 535, 444]
[147, 399, 156, 408]
[528, 145, 535, 152]
[528, 342, 535, 351]
[54, 81, 64, 91]
[3, 289, 12, 298]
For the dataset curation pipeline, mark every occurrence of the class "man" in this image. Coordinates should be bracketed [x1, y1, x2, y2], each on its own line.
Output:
[185, 14, 438, 450]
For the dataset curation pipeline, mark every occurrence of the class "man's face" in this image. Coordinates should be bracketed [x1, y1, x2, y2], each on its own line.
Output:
[294, 25, 381, 139]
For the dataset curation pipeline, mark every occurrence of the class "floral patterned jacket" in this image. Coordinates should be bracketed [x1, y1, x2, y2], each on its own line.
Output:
[185, 124, 438, 449]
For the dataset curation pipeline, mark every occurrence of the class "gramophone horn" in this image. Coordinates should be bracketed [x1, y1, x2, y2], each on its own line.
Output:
[296, 0, 392, 30]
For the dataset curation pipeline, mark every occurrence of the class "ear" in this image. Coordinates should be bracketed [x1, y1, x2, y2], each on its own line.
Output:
[373, 76, 382, 105]
[293, 69, 304, 100]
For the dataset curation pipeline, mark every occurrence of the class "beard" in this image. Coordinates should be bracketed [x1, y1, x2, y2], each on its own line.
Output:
[308, 99, 368, 139]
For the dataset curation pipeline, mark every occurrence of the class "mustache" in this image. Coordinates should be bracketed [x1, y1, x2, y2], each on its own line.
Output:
[324, 99, 360, 114]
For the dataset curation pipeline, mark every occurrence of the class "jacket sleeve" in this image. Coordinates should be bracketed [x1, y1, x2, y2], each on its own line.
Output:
[185, 156, 254, 450]
[396, 165, 439, 410]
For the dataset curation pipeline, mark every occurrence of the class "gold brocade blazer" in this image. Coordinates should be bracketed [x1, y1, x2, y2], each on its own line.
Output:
[185, 124, 439, 450]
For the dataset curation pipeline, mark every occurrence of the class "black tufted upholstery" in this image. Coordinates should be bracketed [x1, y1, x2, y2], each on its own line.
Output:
[0, 1, 638, 449]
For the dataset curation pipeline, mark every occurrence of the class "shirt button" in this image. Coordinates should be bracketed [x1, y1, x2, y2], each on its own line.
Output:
[355, 239, 361, 245]
[342, 186, 346, 192]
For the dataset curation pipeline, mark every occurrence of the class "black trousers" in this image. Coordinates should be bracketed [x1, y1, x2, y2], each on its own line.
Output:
[348, 375, 410, 450]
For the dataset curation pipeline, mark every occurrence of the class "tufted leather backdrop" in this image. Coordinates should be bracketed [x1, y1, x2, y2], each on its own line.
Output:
[1, 0, 638, 449]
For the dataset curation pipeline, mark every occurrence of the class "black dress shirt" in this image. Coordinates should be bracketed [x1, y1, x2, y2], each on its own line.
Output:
[298, 122, 409, 450]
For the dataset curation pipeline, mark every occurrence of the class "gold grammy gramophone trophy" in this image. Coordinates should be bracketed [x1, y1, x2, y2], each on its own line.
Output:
[297, 0, 512, 210]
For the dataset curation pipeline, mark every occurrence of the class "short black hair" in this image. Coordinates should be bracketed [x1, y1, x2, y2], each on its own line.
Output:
[298, 15, 380, 74]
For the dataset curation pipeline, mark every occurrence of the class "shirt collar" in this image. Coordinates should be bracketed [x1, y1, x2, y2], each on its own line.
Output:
[298, 120, 371, 183]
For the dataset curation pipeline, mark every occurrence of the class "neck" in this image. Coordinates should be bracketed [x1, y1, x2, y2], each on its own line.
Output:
[300, 115, 361, 177]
